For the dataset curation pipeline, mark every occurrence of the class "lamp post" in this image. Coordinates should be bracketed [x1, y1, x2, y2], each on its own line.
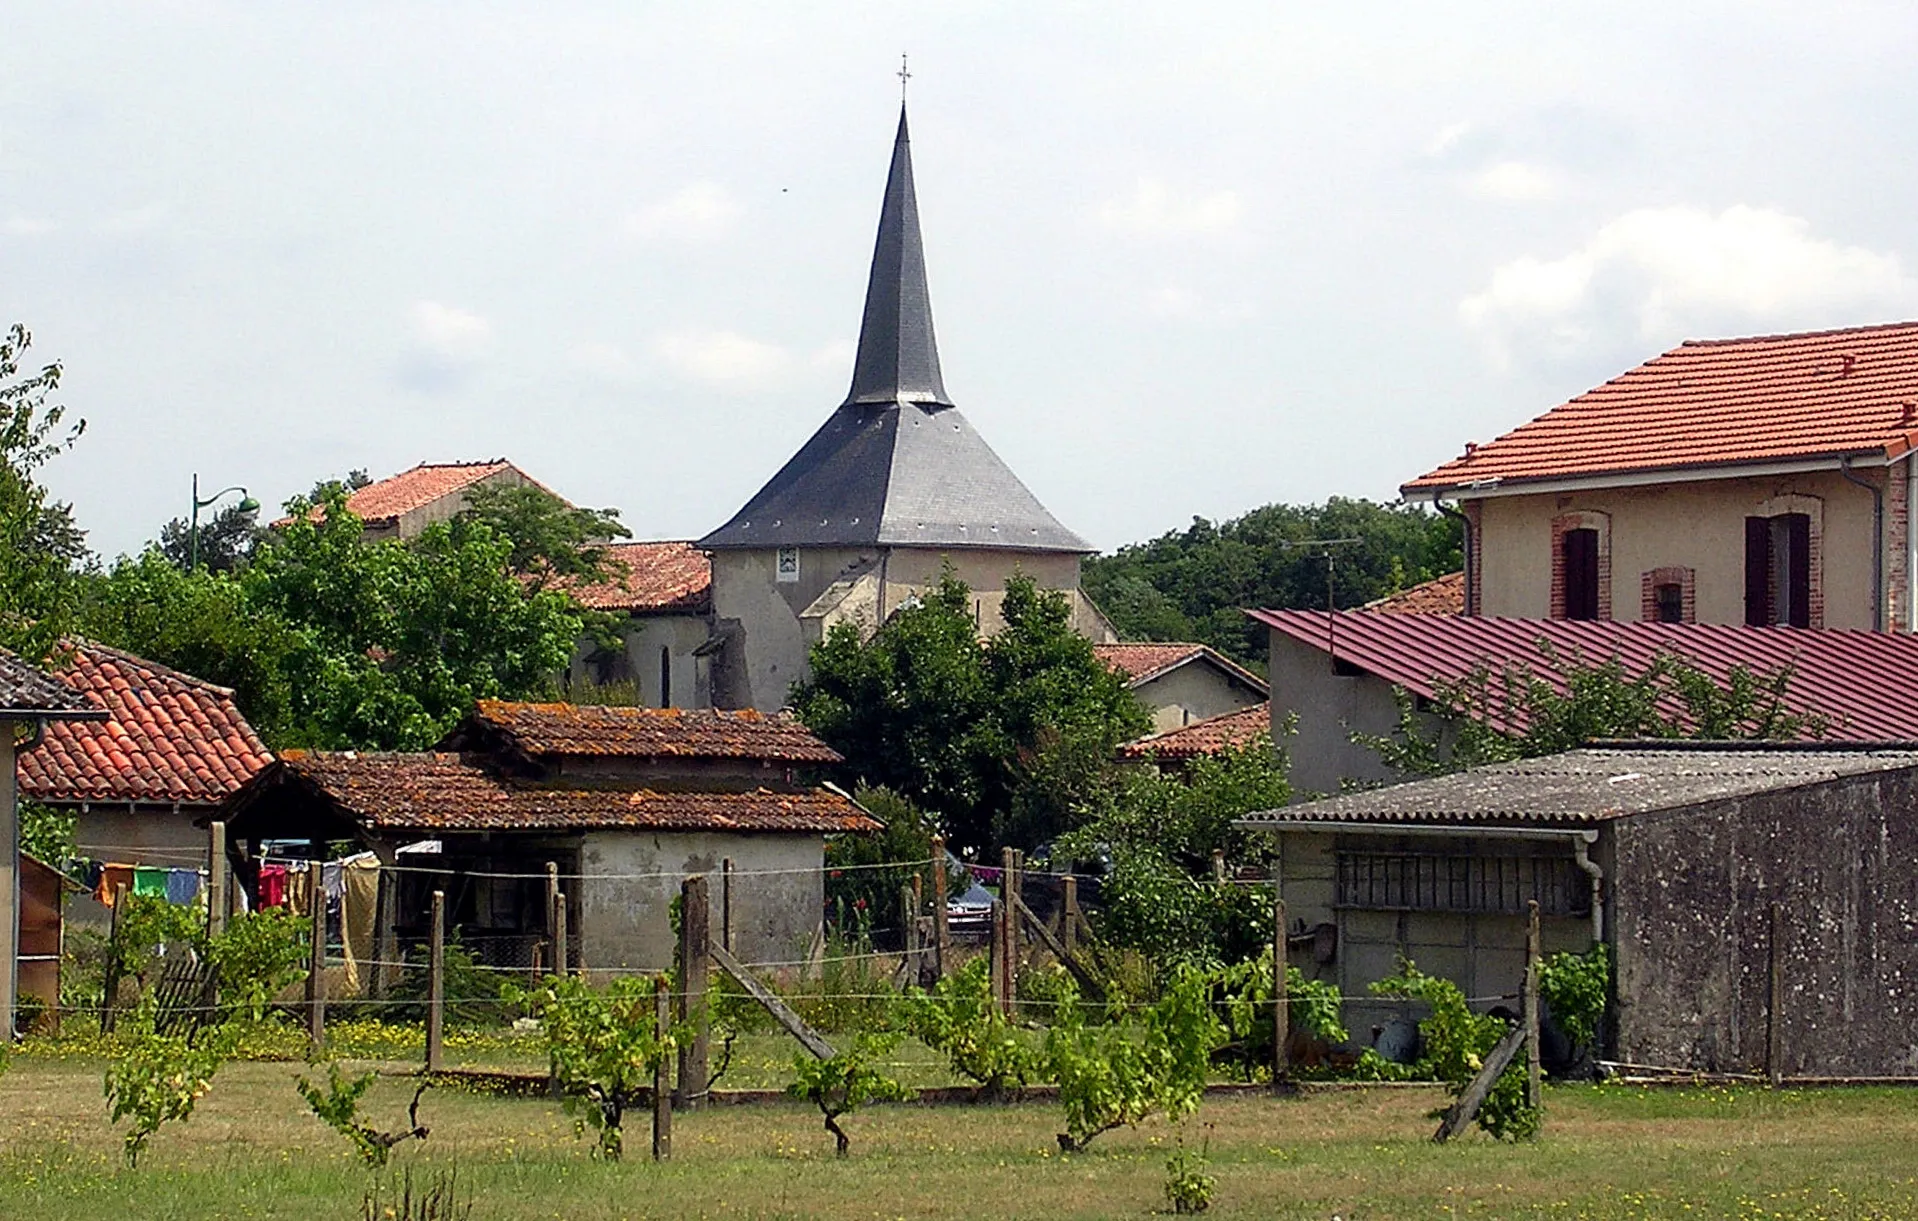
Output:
[188, 473, 260, 572]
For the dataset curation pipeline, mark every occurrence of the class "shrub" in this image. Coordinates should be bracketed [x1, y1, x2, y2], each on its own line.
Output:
[102, 1002, 234, 1168]
[1537, 943, 1610, 1052]
[1370, 958, 1539, 1141]
[1210, 951, 1346, 1079]
[503, 974, 678, 1160]
[1165, 1132, 1217, 1215]
[388, 936, 505, 1025]
[787, 1034, 914, 1157]
[1046, 967, 1221, 1152]
[206, 908, 311, 1021]
[899, 957, 1041, 1100]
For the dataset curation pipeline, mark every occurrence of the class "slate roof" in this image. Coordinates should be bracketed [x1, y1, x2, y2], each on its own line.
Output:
[255, 751, 879, 834]
[1094, 642, 1268, 694]
[459, 700, 842, 764]
[1237, 745, 1918, 829]
[700, 107, 1087, 556]
[18, 642, 271, 804]
[1251, 609, 1918, 740]
[1362, 572, 1465, 616]
[1406, 322, 1918, 495]
[562, 542, 712, 615]
[0, 653, 99, 719]
[1118, 703, 1272, 761]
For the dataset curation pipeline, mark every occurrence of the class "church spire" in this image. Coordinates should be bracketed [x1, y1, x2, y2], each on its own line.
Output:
[844, 105, 952, 408]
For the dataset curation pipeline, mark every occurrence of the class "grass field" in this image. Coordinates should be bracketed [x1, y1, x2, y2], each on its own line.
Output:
[4, 1050, 1918, 1220]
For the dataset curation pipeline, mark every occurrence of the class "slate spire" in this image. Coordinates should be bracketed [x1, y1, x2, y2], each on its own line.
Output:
[844, 105, 952, 408]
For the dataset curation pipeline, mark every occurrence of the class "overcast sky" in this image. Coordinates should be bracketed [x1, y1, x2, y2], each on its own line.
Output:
[7, 2, 1918, 559]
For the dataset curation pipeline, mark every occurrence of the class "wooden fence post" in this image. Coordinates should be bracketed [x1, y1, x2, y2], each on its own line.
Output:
[1062, 875, 1079, 955]
[1211, 848, 1226, 883]
[1524, 899, 1541, 1110]
[307, 874, 327, 1056]
[426, 889, 445, 1073]
[1768, 901, 1786, 1087]
[545, 861, 559, 973]
[989, 899, 1006, 1017]
[1001, 848, 1019, 1008]
[720, 858, 734, 955]
[930, 837, 949, 978]
[207, 821, 229, 940]
[652, 974, 672, 1161]
[1273, 891, 1288, 1087]
[676, 875, 710, 1107]
[900, 884, 919, 978]
[553, 894, 569, 978]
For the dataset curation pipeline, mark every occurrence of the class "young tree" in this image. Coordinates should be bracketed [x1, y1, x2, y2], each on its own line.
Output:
[456, 481, 631, 589]
[157, 502, 265, 574]
[0, 323, 87, 662]
[1046, 969, 1221, 1152]
[505, 974, 678, 1161]
[787, 1034, 913, 1157]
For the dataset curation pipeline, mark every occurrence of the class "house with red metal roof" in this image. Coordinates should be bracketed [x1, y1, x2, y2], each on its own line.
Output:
[1094, 642, 1268, 734]
[17, 641, 272, 875]
[1250, 608, 1918, 794]
[1404, 322, 1918, 633]
[217, 700, 877, 973]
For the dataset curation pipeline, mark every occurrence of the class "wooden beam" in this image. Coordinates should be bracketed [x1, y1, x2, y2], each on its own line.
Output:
[676, 875, 710, 1106]
[1523, 899, 1541, 1109]
[1433, 1024, 1527, 1143]
[1011, 893, 1104, 1001]
[710, 943, 836, 1061]
[426, 889, 445, 1072]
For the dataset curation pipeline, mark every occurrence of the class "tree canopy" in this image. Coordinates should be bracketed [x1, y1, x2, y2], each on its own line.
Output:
[0, 323, 86, 663]
[1082, 497, 1462, 664]
[792, 573, 1148, 854]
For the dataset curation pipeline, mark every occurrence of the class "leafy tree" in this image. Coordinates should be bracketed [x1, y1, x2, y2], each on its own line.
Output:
[1360, 645, 1827, 779]
[787, 1033, 913, 1157]
[505, 974, 679, 1161]
[158, 502, 265, 574]
[794, 572, 1147, 853]
[898, 957, 1040, 1101]
[1065, 732, 1292, 873]
[204, 907, 311, 1022]
[19, 799, 75, 866]
[1083, 498, 1462, 664]
[0, 322, 87, 662]
[456, 481, 630, 590]
[824, 787, 937, 943]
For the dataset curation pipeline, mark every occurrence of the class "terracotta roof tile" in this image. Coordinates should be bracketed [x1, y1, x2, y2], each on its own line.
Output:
[1406, 322, 1918, 492]
[464, 700, 842, 764]
[264, 751, 878, 834]
[561, 542, 712, 615]
[0, 654, 97, 717]
[344, 461, 516, 524]
[1117, 703, 1272, 761]
[1361, 572, 1465, 616]
[1093, 642, 1268, 694]
[1251, 609, 1918, 740]
[17, 642, 273, 805]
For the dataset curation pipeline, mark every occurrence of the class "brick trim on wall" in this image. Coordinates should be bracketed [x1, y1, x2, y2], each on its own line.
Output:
[1754, 493, 1824, 630]
[1550, 510, 1612, 620]
[1640, 566, 1696, 623]
[1890, 462, 1909, 632]
[1464, 500, 1483, 617]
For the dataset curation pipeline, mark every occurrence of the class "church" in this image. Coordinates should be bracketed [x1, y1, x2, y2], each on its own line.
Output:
[699, 106, 1113, 711]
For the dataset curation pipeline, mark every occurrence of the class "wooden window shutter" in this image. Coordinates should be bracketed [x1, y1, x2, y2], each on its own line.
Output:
[1745, 516, 1771, 626]
[1785, 513, 1812, 628]
[1562, 528, 1599, 620]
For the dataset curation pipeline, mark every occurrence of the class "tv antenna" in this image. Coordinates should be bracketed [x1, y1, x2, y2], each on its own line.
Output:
[1280, 537, 1363, 660]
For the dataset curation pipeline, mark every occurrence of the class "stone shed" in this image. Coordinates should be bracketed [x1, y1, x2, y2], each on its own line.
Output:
[1237, 743, 1918, 1079]
[216, 701, 879, 975]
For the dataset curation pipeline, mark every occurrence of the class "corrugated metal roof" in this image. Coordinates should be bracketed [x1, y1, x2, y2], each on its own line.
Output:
[1251, 610, 1918, 740]
[1239, 745, 1918, 827]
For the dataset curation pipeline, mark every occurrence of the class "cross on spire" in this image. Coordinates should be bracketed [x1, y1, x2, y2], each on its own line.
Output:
[898, 53, 911, 101]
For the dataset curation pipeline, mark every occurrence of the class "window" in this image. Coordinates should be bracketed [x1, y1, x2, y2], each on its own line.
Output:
[658, 646, 672, 708]
[1335, 852, 1590, 917]
[775, 546, 800, 583]
[1745, 513, 1811, 627]
[1653, 583, 1684, 623]
[1561, 528, 1600, 620]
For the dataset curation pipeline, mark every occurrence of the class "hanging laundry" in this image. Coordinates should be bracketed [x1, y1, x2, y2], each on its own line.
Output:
[258, 863, 288, 908]
[93, 864, 135, 907]
[83, 860, 105, 892]
[165, 869, 203, 906]
[284, 863, 315, 918]
[340, 857, 380, 996]
[133, 866, 168, 899]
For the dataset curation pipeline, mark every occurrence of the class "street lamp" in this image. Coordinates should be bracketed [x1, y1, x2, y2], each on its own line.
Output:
[188, 473, 261, 572]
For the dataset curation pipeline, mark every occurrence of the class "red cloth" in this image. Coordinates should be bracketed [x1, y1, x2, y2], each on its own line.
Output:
[258, 863, 288, 908]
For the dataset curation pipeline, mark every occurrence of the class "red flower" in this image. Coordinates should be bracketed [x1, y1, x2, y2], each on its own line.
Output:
[854, 898, 867, 910]
[829, 870, 843, 879]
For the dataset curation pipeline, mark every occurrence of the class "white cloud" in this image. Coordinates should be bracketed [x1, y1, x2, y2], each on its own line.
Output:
[96, 203, 168, 235]
[410, 300, 491, 357]
[1424, 121, 1473, 158]
[1467, 160, 1560, 202]
[2, 216, 55, 236]
[1461, 205, 1918, 369]
[811, 339, 855, 371]
[624, 182, 744, 241]
[651, 328, 790, 389]
[1097, 178, 1243, 237]
[569, 341, 634, 380]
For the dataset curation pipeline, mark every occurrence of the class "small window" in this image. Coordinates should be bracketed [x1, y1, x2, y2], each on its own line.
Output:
[775, 547, 800, 583]
[1561, 528, 1600, 620]
[1653, 583, 1684, 624]
[1745, 514, 1810, 627]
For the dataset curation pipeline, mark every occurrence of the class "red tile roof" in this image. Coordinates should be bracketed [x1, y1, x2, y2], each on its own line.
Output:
[1094, 643, 1268, 693]
[1405, 322, 1918, 493]
[344, 461, 519, 525]
[463, 700, 842, 764]
[18, 642, 272, 805]
[1362, 572, 1465, 616]
[0, 654, 100, 718]
[260, 751, 878, 834]
[1118, 703, 1272, 761]
[562, 542, 711, 615]
[1251, 609, 1918, 740]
